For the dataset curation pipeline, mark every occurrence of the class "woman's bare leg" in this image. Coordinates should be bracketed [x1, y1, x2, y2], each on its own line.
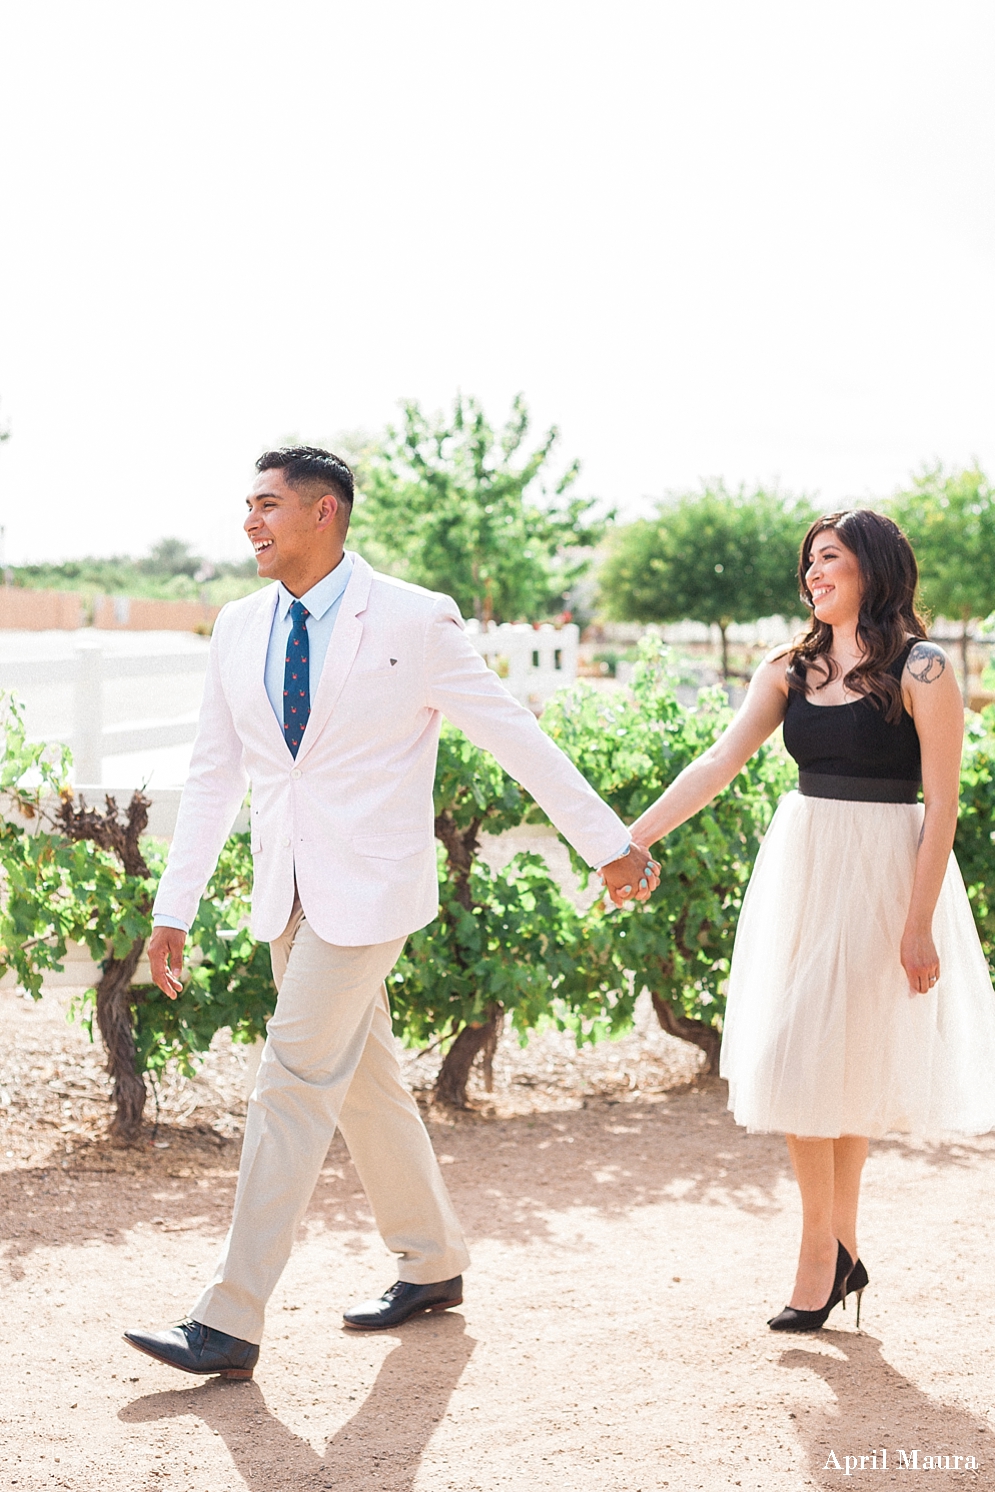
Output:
[784, 1136, 839, 1310]
[830, 1135, 868, 1265]
[783, 1134, 868, 1309]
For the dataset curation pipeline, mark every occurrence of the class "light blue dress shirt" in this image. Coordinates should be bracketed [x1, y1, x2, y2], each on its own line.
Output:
[153, 554, 354, 932]
[263, 553, 354, 728]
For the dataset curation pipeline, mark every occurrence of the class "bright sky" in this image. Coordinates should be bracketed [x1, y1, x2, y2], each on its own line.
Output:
[1, 1, 993, 565]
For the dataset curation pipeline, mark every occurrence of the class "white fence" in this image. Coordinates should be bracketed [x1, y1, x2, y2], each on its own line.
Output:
[464, 620, 578, 708]
[658, 616, 808, 647]
[0, 622, 577, 784]
[0, 642, 206, 783]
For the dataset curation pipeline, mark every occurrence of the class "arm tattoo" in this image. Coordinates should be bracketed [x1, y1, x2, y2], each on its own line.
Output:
[906, 642, 947, 684]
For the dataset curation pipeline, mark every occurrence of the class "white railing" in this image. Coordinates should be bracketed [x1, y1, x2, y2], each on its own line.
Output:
[0, 622, 577, 784]
[464, 620, 578, 709]
[0, 643, 207, 782]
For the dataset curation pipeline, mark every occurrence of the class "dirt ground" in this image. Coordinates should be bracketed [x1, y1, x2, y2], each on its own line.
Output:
[2, 986, 993, 1492]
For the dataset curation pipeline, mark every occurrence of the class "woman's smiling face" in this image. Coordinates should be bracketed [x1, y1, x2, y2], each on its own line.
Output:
[804, 527, 863, 628]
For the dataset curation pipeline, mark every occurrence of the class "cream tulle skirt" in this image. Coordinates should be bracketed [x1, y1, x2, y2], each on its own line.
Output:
[719, 791, 995, 1139]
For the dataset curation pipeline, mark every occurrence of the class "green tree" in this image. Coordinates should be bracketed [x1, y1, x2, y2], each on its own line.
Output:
[142, 537, 203, 577]
[889, 466, 995, 700]
[350, 394, 609, 623]
[599, 485, 814, 677]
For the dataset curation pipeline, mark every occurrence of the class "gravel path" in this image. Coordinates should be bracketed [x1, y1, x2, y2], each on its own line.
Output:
[2, 987, 993, 1491]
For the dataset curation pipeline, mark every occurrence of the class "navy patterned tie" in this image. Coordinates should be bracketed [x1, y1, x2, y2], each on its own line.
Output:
[283, 599, 310, 757]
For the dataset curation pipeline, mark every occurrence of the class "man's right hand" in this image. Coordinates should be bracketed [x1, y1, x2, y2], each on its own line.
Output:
[600, 841, 661, 908]
[148, 926, 186, 1000]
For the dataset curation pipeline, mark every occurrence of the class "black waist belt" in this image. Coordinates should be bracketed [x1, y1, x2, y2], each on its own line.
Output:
[798, 772, 920, 804]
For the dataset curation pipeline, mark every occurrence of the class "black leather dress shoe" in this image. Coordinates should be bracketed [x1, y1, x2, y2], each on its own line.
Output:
[342, 1277, 463, 1330]
[124, 1319, 259, 1379]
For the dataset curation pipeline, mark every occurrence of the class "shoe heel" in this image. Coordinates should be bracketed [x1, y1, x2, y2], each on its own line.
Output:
[768, 1241, 853, 1334]
[855, 1288, 865, 1329]
[219, 1368, 254, 1380]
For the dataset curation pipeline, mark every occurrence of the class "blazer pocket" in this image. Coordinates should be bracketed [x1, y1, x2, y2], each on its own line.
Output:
[350, 663, 400, 680]
[352, 830, 431, 860]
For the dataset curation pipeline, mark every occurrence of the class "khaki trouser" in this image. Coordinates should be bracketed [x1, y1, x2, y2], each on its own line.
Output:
[192, 906, 470, 1344]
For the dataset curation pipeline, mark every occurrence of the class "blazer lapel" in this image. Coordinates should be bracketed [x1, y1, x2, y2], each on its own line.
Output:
[296, 553, 373, 762]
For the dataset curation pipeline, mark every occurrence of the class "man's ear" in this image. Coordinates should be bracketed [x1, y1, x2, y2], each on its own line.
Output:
[314, 493, 340, 530]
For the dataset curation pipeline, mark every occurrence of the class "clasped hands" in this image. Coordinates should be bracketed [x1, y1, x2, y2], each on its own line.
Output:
[599, 842, 661, 909]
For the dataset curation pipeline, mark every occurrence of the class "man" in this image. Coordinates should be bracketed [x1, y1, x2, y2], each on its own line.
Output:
[125, 446, 658, 1381]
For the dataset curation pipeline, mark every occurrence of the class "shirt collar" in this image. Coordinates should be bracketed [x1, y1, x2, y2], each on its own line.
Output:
[277, 552, 354, 622]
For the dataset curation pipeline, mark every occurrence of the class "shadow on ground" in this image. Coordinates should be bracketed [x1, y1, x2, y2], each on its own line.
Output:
[120, 1314, 475, 1492]
[781, 1332, 989, 1486]
[1, 1083, 792, 1272]
[4, 1082, 994, 1277]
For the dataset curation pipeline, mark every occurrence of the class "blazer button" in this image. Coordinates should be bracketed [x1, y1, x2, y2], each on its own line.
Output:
[282, 837, 291, 848]
[291, 768, 302, 779]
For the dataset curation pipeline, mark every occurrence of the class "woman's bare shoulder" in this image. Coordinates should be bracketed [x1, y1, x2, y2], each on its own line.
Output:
[755, 646, 793, 695]
[903, 639, 950, 686]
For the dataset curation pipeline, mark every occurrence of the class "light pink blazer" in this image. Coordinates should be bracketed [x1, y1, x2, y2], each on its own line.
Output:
[153, 554, 629, 946]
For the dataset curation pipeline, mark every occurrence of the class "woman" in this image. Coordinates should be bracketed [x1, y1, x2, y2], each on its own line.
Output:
[626, 509, 995, 1331]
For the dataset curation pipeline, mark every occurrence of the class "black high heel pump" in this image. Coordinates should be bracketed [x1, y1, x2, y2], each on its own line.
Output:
[841, 1258, 869, 1327]
[768, 1241, 853, 1332]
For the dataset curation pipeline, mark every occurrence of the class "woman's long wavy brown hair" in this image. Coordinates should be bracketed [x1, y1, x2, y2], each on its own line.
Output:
[787, 509, 928, 723]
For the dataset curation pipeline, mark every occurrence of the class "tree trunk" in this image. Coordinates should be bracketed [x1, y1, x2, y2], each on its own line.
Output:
[961, 618, 971, 705]
[719, 621, 729, 681]
[431, 810, 502, 1107]
[95, 935, 148, 1140]
[56, 792, 153, 1139]
[433, 811, 480, 911]
[434, 1006, 504, 1108]
[479, 1010, 503, 1092]
[650, 992, 721, 1076]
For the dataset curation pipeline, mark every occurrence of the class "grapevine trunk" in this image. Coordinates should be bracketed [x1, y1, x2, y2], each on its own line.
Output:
[435, 1006, 504, 1108]
[95, 936, 148, 1139]
[651, 992, 721, 1076]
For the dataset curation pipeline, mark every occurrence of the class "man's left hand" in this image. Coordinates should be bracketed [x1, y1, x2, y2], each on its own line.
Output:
[600, 842, 661, 908]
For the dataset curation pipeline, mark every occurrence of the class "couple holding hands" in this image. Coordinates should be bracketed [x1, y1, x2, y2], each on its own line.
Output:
[126, 448, 995, 1380]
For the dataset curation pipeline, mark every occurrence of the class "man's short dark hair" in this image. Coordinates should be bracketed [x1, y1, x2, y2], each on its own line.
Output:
[255, 446, 355, 510]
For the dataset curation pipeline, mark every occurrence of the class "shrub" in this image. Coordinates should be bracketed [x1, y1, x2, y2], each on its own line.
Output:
[539, 637, 797, 1070]
[3, 672, 992, 1130]
[391, 723, 622, 1105]
[956, 704, 995, 968]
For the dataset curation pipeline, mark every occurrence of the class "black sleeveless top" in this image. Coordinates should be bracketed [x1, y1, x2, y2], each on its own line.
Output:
[782, 640, 921, 801]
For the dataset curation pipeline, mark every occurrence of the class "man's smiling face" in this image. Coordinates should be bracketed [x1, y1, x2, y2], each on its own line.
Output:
[244, 468, 324, 584]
